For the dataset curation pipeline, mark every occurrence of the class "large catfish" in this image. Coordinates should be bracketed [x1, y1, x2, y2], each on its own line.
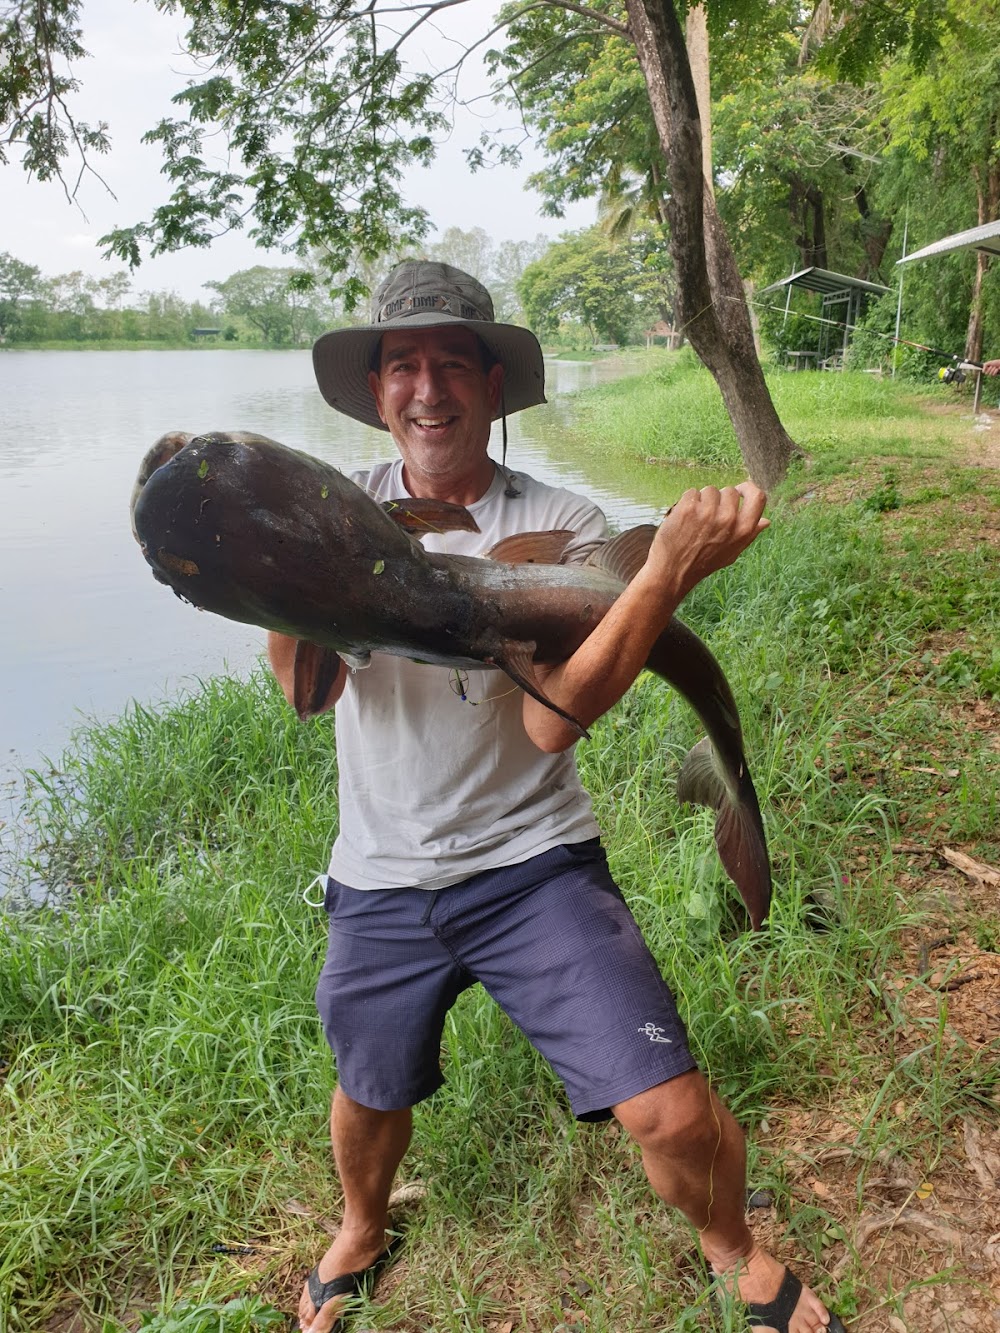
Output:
[131, 431, 771, 929]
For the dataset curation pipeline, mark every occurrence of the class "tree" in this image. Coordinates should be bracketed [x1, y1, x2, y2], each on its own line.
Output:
[877, 0, 1000, 361]
[518, 226, 667, 344]
[422, 227, 548, 321]
[0, 252, 45, 341]
[205, 266, 329, 345]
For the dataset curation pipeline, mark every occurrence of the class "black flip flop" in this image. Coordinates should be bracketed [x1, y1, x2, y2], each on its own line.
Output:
[743, 1266, 849, 1332]
[306, 1234, 404, 1330]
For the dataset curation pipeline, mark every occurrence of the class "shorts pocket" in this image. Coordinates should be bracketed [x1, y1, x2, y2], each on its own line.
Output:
[323, 876, 342, 914]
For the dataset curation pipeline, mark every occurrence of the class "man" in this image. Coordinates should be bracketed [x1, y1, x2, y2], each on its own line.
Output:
[984, 358, 1000, 375]
[268, 261, 847, 1333]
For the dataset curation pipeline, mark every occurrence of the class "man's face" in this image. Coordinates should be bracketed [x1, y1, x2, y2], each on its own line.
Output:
[368, 325, 503, 482]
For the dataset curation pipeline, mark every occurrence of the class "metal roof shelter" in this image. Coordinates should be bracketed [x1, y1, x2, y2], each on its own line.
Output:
[896, 218, 1000, 266]
[760, 267, 890, 366]
[896, 219, 1000, 411]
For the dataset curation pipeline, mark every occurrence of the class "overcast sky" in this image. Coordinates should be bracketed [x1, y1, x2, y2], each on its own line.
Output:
[3, 0, 596, 302]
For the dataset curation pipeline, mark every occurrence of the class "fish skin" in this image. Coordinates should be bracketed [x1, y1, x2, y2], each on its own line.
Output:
[131, 430, 772, 929]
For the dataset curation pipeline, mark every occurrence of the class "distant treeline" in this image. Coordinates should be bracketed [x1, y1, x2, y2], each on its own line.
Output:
[1, 225, 690, 355]
[0, 254, 339, 348]
[0, 230, 553, 350]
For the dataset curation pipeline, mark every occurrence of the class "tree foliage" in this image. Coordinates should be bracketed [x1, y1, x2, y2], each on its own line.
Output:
[205, 265, 330, 345]
[0, 0, 110, 189]
[517, 226, 670, 345]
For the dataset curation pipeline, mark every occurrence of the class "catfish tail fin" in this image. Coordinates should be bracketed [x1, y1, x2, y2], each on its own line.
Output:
[646, 619, 772, 930]
[676, 737, 771, 930]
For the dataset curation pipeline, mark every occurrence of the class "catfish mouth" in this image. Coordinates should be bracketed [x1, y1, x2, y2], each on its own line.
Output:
[130, 431, 194, 545]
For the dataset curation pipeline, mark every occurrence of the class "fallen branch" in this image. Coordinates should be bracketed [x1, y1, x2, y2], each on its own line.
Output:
[941, 846, 1000, 887]
[962, 1118, 1000, 1192]
[833, 1207, 965, 1275]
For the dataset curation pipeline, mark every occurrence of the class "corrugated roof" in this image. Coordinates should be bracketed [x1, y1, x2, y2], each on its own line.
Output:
[897, 218, 1000, 265]
[760, 267, 890, 297]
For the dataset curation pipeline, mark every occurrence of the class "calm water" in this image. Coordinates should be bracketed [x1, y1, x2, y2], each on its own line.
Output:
[0, 349, 718, 879]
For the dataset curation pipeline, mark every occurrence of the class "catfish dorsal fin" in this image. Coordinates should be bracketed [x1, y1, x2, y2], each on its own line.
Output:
[383, 497, 480, 535]
[487, 530, 577, 565]
[584, 525, 657, 583]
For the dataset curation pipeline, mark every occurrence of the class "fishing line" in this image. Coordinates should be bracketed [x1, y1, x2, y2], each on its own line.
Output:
[449, 668, 520, 708]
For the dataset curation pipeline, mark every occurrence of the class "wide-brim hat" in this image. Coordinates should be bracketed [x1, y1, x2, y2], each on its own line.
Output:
[312, 260, 546, 431]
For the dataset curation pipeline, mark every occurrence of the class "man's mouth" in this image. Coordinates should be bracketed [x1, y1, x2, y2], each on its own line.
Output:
[410, 415, 457, 432]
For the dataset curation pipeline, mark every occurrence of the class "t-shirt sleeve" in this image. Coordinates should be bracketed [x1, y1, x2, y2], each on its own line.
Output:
[552, 490, 611, 566]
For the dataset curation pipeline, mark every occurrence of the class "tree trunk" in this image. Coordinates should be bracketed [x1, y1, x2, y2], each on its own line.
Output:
[624, 0, 797, 492]
[685, 4, 713, 195]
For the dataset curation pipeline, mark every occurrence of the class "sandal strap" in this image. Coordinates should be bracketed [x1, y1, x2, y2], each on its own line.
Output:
[308, 1263, 369, 1309]
[307, 1236, 403, 1314]
[746, 1267, 802, 1330]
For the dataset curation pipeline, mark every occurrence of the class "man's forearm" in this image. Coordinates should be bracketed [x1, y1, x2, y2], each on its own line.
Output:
[523, 567, 684, 751]
[522, 483, 769, 753]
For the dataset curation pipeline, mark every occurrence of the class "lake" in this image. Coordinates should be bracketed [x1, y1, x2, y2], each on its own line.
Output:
[0, 348, 720, 883]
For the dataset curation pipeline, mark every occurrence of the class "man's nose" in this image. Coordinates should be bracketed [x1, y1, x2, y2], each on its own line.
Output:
[413, 361, 447, 403]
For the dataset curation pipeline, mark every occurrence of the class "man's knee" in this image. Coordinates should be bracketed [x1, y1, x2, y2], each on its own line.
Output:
[613, 1071, 721, 1159]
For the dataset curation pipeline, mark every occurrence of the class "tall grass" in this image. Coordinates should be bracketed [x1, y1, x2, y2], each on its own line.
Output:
[570, 350, 962, 469]
[2, 384, 998, 1329]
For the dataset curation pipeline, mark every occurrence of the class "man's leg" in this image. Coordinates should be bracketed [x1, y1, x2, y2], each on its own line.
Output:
[614, 1071, 833, 1333]
[298, 1087, 413, 1333]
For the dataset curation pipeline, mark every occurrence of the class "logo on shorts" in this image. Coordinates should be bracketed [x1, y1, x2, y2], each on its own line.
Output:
[638, 1022, 672, 1044]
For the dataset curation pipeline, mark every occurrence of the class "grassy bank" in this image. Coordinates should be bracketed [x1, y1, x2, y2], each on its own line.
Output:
[569, 348, 995, 472]
[2, 366, 999, 1332]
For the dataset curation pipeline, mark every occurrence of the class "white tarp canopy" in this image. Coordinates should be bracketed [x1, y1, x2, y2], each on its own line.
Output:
[897, 218, 1000, 265]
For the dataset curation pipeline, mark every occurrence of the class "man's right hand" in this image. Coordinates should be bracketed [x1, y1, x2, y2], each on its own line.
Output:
[642, 482, 769, 604]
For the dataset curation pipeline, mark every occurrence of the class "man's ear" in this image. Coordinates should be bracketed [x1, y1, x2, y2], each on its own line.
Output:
[487, 361, 504, 415]
[367, 369, 388, 425]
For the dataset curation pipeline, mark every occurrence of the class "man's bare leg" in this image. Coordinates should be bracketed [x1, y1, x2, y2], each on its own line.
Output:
[614, 1072, 835, 1333]
[298, 1087, 412, 1333]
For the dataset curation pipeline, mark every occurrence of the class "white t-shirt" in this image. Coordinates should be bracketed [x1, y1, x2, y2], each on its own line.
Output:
[327, 459, 609, 890]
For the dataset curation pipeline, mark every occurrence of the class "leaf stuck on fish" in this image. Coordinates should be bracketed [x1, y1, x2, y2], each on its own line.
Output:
[373, 559, 385, 575]
[321, 485, 329, 498]
[197, 460, 209, 479]
[157, 549, 200, 577]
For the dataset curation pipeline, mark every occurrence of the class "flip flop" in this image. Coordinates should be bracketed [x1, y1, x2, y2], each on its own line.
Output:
[742, 1266, 849, 1332]
[306, 1233, 404, 1330]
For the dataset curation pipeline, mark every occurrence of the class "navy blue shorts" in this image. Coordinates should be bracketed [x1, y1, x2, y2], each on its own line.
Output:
[315, 839, 696, 1121]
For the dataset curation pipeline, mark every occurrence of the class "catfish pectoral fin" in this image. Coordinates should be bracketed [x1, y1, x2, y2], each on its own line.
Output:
[383, 497, 480, 535]
[293, 641, 343, 722]
[677, 737, 772, 930]
[488, 642, 591, 740]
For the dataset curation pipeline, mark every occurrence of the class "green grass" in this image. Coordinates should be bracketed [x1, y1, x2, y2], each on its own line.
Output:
[568, 348, 967, 470]
[2, 366, 999, 1330]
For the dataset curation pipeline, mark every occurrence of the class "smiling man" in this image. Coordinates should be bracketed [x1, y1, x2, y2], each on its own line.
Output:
[268, 261, 847, 1333]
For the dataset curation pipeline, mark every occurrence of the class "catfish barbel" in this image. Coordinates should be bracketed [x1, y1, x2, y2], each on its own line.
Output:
[131, 431, 772, 929]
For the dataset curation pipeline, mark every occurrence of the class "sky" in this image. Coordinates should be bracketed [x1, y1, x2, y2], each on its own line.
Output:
[3, 0, 596, 303]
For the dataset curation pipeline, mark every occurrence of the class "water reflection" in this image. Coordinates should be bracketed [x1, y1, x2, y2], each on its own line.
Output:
[0, 348, 729, 873]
